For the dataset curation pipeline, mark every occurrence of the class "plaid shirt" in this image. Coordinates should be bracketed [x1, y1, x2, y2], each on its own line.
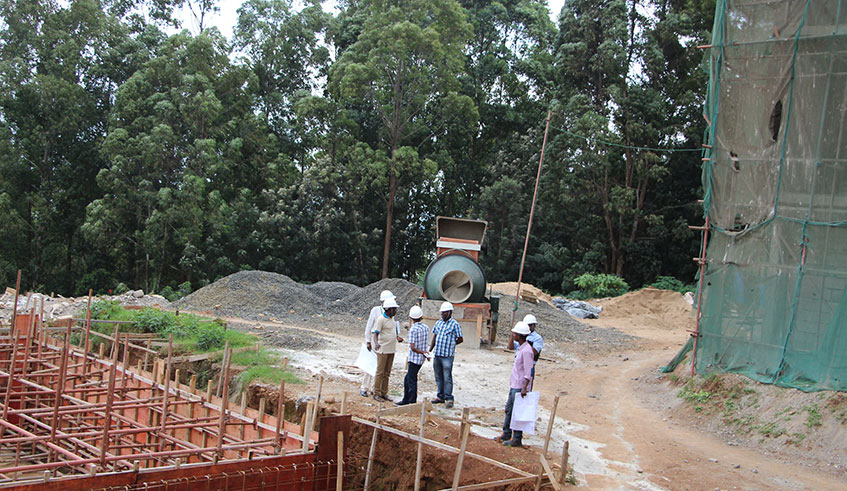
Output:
[407, 321, 428, 365]
[431, 318, 462, 357]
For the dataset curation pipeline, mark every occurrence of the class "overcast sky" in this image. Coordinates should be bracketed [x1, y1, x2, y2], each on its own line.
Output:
[175, 0, 565, 40]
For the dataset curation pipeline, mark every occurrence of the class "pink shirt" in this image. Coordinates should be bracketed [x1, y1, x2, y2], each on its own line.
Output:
[510, 341, 534, 389]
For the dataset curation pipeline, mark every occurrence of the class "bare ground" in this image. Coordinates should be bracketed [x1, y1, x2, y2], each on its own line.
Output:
[218, 286, 846, 490]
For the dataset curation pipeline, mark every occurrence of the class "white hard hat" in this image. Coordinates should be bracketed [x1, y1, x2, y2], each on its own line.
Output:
[380, 290, 395, 301]
[511, 321, 531, 336]
[382, 297, 399, 309]
[523, 314, 538, 325]
[409, 305, 423, 319]
[439, 301, 453, 312]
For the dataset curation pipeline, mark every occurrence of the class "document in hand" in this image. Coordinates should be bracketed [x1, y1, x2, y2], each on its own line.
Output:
[354, 342, 378, 377]
[510, 391, 540, 435]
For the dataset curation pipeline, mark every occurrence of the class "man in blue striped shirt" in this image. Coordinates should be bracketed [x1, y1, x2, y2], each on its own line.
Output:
[396, 305, 429, 405]
[429, 301, 463, 409]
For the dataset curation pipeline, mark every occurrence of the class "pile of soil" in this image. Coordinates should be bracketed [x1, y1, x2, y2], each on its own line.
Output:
[591, 287, 694, 331]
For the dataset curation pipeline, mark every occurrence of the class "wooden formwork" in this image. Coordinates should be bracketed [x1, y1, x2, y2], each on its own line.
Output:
[0, 304, 350, 490]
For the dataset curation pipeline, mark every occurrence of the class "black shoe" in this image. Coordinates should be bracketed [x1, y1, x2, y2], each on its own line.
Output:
[503, 439, 523, 447]
[394, 400, 408, 406]
[445, 400, 454, 409]
[494, 432, 511, 443]
[360, 390, 369, 397]
[373, 395, 387, 403]
[431, 398, 445, 404]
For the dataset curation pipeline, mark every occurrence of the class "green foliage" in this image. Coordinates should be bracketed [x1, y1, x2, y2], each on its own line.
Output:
[196, 323, 225, 351]
[678, 383, 712, 404]
[239, 366, 304, 386]
[0, 0, 713, 295]
[572, 273, 629, 298]
[91, 300, 125, 320]
[804, 404, 822, 428]
[757, 422, 785, 438]
[134, 308, 180, 334]
[648, 276, 696, 293]
[114, 283, 129, 295]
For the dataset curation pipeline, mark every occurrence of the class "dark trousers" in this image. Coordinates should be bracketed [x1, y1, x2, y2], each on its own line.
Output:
[400, 361, 423, 404]
[502, 388, 523, 441]
[433, 355, 454, 401]
[374, 353, 395, 398]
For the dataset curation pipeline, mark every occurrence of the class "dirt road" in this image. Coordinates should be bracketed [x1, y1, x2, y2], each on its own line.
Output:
[223, 287, 846, 489]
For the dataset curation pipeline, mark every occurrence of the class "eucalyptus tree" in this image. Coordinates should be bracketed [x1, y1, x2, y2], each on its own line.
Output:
[85, 30, 291, 291]
[538, 0, 712, 289]
[0, 0, 129, 292]
[329, 0, 475, 278]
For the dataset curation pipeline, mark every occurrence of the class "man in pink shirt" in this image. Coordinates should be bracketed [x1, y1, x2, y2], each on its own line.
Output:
[497, 321, 534, 447]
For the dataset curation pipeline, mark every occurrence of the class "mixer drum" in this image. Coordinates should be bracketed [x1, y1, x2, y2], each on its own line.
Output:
[423, 252, 487, 304]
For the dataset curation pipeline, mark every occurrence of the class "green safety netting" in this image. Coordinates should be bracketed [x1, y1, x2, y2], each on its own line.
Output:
[696, 0, 847, 391]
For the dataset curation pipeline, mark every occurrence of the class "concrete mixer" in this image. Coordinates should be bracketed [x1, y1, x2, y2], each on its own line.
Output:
[418, 217, 500, 348]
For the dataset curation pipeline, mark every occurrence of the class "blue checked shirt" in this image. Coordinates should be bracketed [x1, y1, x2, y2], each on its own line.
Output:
[431, 318, 462, 357]
[407, 321, 429, 365]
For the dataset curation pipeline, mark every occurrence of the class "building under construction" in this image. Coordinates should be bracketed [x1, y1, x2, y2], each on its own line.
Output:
[0, 281, 566, 490]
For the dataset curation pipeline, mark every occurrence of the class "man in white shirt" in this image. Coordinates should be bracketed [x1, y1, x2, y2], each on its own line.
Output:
[360, 290, 394, 396]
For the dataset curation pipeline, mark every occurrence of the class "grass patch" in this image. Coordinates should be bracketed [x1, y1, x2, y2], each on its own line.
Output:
[89, 301, 257, 354]
[757, 421, 785, 438]
[239, 366, 303, 386]
[803, 403, 822, 428]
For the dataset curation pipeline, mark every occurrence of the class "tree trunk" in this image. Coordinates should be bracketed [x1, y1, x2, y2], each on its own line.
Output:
[381, 157, 397, 279]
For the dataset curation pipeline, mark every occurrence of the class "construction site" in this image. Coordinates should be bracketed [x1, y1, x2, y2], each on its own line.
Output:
[2, 0, 847, 489]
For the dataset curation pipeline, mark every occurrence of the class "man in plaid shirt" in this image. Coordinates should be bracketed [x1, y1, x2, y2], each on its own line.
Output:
[396, 305, 429, 405]
[428, 301, 463, 408]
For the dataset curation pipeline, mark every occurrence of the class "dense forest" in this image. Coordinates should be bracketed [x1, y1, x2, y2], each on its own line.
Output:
[0, 0, 715, 297]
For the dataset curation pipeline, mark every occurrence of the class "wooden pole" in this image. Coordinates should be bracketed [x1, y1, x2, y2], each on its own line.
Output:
[539, 455, 563, 491]
[340, 391, 348, 415]
[364, 407, 382, 491]
[215, 347, 232, 459]
[274, 380, 285, 452]
[312, 376, 324, 429]
[9, 270, 21, 336]
[216, 341, 231, 398]
[302, 401, 313, 451]
[414, 400, 428, 491]
[336, 431, 344, 491]
[512, 109, 553, 330]
[542, 395, 560, 457]
[451, 408, 472, 490]
[559, 441, 570, 485]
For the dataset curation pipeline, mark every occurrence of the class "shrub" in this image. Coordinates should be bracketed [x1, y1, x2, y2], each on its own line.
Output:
[178, 281, 192, 297]
[134, 308, 179, 334]
[572, 273, 629, 298]
[91, 300, 123, 320]
[159, 286, 179, 302]
[196, 323, 225, 351]
[649, 276, 696, 293]
[114, 282, 129, 295]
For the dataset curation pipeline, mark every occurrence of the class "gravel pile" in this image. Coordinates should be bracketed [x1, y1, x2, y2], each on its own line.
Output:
[497, 294, 633, 352]
[173, 271, 421, 322]
[174, 270, 632, 352]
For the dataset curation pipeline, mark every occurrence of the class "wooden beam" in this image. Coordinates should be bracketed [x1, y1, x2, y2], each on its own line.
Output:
[539, 455, 563, 491]
[542, 395, 560, 457]
[435, 475, 539, 491]
[451, 408, 471, 490]
[377, 400, 431, 418]
[352, 416, 533, 478]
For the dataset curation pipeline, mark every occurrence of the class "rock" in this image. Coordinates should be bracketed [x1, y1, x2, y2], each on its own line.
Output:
[132, 289, 144, 298]
[751, 469, 758, 474]
[709, 458, 718, 463]
[325, 396, 336, 404]
[733, 464, 741, 469]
